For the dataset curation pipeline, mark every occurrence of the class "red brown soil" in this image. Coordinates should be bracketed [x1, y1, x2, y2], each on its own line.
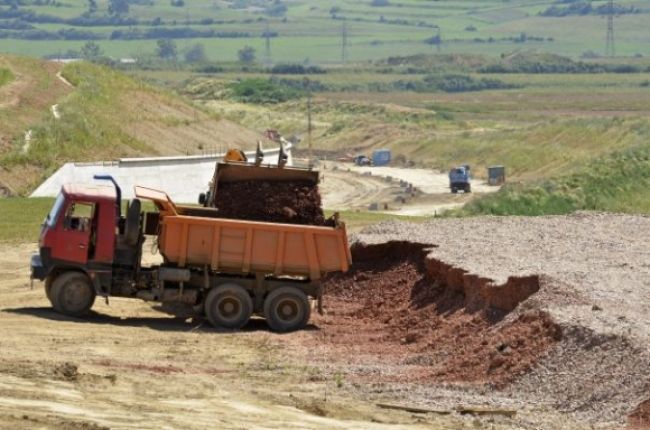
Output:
[315, 242, 561, 387]
[629, 399, 650, 429]
[213, 180, 328, 226]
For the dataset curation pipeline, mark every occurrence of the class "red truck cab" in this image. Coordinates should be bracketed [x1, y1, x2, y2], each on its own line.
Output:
[31, 184, 117, 282]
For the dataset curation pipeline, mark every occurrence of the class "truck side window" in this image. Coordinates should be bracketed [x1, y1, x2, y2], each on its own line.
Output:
[63, 202, 95, 232]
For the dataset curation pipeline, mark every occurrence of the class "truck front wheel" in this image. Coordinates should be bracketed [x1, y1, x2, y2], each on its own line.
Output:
[264, 286, 311, 332]
[51, 272, 96, 317]
[205, 284, 253, 330]
[44, 275, 55, 306]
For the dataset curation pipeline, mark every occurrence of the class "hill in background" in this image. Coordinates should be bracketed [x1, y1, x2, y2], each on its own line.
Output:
[0, 55, 261, 195]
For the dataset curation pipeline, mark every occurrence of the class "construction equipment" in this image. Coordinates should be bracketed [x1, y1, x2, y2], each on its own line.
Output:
[488, 165, 506, 186]
[372, 149, 392, 166]
[30, 177, 351, 332]
[354, 154, 371, 166]
[223, 148, 248, 162]
[200, 141, 319, 212]
[449, 165, 471, 193]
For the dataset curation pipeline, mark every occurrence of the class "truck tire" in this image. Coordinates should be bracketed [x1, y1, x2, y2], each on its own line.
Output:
[50, 272, 96, 317]
[264, 286, 311, 332]
[205, 283, 253, 330]
[44, 275, 55, 307]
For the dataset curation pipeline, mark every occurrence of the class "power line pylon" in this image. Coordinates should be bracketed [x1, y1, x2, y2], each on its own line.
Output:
[341, 21, 349, 64]
[264, 22, 272, 66]
[605, 0, 615, 57]
[435, 27, 441, 52]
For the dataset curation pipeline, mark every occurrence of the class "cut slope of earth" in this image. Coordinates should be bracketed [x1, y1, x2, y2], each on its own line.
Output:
[344, 213, 650, 426]
[316, 242, 561, 387]
[0, 57, 262, 195]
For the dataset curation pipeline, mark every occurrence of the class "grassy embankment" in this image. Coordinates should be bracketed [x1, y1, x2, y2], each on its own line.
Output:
[2, 62, 151, 176]
[0, 57, 251, 195]
[457, 142, 650, 216]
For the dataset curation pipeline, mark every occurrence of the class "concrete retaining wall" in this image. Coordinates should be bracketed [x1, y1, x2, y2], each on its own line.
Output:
[30, 146, 292, 203]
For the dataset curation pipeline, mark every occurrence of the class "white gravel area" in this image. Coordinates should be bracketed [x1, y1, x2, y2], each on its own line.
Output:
[354, 212, 650, 426]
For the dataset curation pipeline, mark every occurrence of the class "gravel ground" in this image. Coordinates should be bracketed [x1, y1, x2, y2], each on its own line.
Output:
[353, 212, 650, 427]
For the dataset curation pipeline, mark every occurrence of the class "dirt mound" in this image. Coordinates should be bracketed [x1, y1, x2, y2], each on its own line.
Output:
[214, 180, 328, 226]
[319, 242, 559, 387]
[630, 399, 650, 429]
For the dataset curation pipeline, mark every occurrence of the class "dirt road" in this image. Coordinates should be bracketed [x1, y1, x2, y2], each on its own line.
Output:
[320, 168, 391, 210]
[0, 244, 461, 430]
[319, 164, 499, 215]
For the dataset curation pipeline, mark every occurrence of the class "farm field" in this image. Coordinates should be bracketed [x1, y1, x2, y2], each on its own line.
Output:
[0, 0, 648, 62]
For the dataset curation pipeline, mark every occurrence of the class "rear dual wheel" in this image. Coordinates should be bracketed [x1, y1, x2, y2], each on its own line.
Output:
[264, 286, 311, 333]
[205, 283, 253, 330]
[203, 284, 311, 332]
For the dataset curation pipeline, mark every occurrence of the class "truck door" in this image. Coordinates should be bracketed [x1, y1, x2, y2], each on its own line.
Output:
[55, 201, 95, 264]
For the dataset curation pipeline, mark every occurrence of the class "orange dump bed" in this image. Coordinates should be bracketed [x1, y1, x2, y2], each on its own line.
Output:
[135, 186, 351, 280]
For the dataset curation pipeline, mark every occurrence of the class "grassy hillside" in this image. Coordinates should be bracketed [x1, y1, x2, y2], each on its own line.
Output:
[456, 143, 650, 216]
[0, 56, 262, 195]
[0, 1, 647, 62]
[163, 49, 650, 215]
[177, 60, 650, 181]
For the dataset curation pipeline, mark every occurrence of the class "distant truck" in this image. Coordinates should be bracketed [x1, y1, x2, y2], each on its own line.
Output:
[372, 149, 392, 167]
[354, 154, 371, 166]
[449, 165, 471, 193]
[31, 177, 351, 332]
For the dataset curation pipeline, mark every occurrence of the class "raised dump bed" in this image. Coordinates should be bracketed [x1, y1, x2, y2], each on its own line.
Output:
[137, 186, 351, 281]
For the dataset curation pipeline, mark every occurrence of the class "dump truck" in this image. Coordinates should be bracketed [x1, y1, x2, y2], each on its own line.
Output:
[449, 165, 471, 193]
[30, 176, 351, 332]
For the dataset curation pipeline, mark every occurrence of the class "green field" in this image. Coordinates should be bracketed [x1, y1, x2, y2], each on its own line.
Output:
[0, 197, 52, 242]
[0, 1, 648, 62]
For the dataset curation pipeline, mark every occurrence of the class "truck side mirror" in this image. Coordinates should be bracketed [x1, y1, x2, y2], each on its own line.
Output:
[198, 193, 206, 205]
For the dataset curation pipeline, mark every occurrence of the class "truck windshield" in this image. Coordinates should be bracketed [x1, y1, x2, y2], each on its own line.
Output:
[46, 193, 65, 227]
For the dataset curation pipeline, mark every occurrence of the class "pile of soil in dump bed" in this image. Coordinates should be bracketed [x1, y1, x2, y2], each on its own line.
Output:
[213, 180, 328, 226]
[319, 242, 561, 387]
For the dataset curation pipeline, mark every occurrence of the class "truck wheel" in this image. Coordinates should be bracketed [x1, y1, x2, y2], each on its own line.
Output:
[451, 187, 457, 194]
[51, 272, 96, 317]
[205, 283, 253, 330]
[44, 275, 55, 307]
[264, 286, 311, 333]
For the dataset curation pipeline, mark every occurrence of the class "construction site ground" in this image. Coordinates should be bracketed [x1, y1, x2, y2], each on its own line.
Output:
[1, 212, 649, 429]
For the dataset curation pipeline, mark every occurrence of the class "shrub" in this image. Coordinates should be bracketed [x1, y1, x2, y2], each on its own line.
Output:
[229, 78, 303, 104]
